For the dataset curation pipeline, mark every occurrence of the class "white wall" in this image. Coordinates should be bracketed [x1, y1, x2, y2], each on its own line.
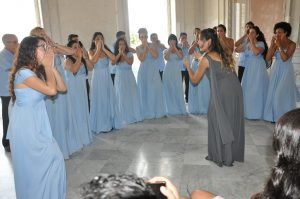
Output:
[39, 0, 129, 48]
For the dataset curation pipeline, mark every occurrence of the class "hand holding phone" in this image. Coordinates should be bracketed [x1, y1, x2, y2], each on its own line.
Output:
[147, 181, 167, 199]
[148, 177, 181, 199]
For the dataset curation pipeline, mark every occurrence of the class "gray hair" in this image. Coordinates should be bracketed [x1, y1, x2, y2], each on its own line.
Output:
[2, 34, 17, 44]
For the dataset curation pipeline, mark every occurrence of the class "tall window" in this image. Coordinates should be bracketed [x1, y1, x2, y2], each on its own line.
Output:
[127, 0, 169, 77]
[232, 0, 247, 41]
[0, 0, 38, 49]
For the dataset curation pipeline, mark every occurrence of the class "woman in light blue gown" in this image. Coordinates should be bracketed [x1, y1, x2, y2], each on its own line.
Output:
[240, 26, 269, 119]
[150, 33, 167, 80]
[188, 28, 210, 114]
[264, 22, 298, 122]
[114, 38, 143, 124]
[89, 32, 122, 133]
[8, 36, 67, 199]
[65, 40, 94, 151]
[163, 34, 187, 115]
[30, 27, 76, 159]
[136, 28, 166, 119]
[188, 49, 210, 115]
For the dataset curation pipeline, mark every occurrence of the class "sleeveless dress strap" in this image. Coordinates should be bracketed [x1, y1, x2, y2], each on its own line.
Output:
[15, 68, 36, 85]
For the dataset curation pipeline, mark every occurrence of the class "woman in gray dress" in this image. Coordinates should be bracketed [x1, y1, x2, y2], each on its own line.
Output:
[184, 28, 245, 167]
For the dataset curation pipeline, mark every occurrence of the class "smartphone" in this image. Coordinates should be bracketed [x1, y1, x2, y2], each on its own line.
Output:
[147, 181, 167, 199]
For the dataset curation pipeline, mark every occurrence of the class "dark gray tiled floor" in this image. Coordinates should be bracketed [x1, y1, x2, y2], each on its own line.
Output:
[0, 114, 275, 199]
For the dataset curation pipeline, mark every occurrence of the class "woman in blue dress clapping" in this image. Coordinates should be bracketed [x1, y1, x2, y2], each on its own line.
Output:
[136, 28, 166, 119]
[264, 22, 298, 122]
[114, 38, 143, 124]
[238, 26, 269, 119]
[89, 32, 122, 133]
[65, 40, 94, 151]
[188, 28, 210, 114]
[163, 34, 187, 115]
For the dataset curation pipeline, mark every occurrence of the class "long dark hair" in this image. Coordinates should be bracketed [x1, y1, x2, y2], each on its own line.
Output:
[10, 36, 46, 103]
[89, 32, 112, 53]
[66, 40, 88, 75]
[261, 108, 300, 199]
[114, 38, 130, 64]
[168, 34, 181, 51]
[251, 26, 268, 60]
[200, 28, 235, 70]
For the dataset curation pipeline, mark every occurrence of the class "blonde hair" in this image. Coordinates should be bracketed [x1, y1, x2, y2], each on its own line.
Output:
[30, 27, 45, 37]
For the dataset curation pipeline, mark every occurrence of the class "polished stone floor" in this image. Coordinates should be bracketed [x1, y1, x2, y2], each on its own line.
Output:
[0, 112, 276, 199]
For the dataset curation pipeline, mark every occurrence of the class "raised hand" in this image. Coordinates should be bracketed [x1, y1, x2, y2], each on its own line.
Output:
[271, 36, 276, 45]
[44, 35, 55, 47]
[95, 39, 101, 50]
[183, 57, 190, 69]
[148, 176, 180, 199]
[143, 42, 149, 52]
[41, 46, 55, 69]
[274, 35, 282, 48]
[76, 48, 83, 58]
[247, 34, 255, 44]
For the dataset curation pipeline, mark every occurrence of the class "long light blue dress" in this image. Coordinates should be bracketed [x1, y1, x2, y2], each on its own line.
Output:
[65, 64, 93, 151]
[137, 45, 166, 119]
[7, 68, 66, 199]
[242, 42, 269, 119]
[115, 52, 143, 124]
[264, 49, 298, 122]
[188, 49, 211, 114]
[90, 57, 123, 133]
[163, 52, 187, 115]
[45, 55, 70, 159]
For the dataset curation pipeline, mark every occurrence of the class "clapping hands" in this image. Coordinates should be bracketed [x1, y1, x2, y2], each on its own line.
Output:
[183, 57, 190, 69]
[41, 46, 55, 69]
[95, 39, 104, 50]
[118, 46, 125, 56]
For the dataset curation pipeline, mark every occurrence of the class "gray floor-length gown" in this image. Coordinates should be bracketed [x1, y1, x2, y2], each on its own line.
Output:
[205, 55, 245, 167]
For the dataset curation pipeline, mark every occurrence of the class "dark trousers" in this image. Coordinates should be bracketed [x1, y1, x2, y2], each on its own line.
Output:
[238, 66, 245, 83]
[86, 79, 90, 112]
[1, 96, 10, 148]
[181, 70, 189, 102]
[159, 71, 163, 81]
[111, 74, 115, 85]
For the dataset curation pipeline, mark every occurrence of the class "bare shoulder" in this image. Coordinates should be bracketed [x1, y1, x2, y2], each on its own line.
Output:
[199, 56, 209, 68]
[207, 52, 222, 62]
[288, 39, 296, 48]
[229, 37, 234, 43]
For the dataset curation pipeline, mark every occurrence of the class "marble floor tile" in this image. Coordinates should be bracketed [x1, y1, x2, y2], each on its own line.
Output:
[0, 113, 278, 199]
